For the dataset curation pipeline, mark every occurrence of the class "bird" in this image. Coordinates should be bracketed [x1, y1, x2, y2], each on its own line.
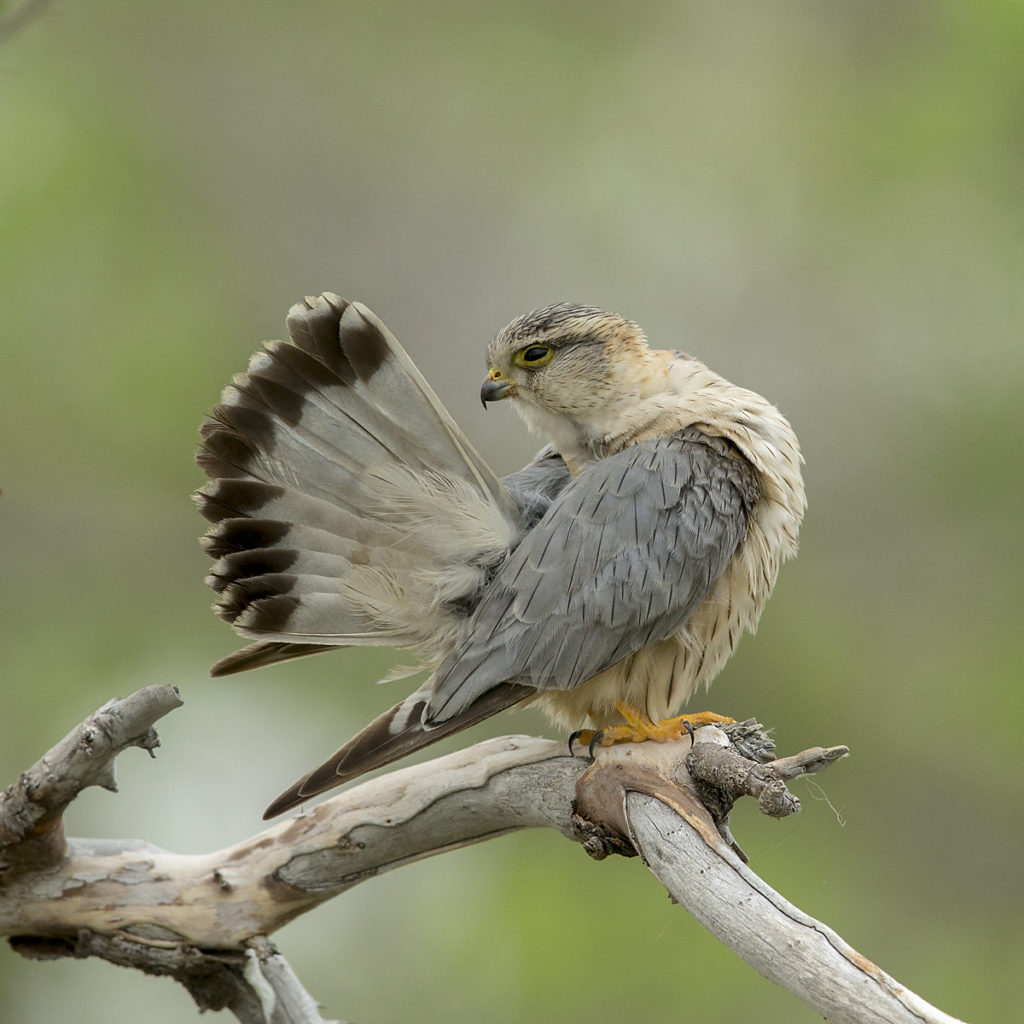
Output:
[195, 294, 805, 819]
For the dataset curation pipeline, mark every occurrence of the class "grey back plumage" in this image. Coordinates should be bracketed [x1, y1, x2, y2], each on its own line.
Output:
[427, 428, 760, 722]
[497, 446, 572, 532]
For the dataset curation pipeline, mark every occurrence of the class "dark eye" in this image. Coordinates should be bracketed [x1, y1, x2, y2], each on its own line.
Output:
[514, 345, 554, 368]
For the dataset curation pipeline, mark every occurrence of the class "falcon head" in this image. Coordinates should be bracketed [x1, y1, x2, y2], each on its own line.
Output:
[482, 303, 656, 456]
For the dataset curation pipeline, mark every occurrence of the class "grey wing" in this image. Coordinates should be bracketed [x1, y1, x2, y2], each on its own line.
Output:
[500, 445, 571, 532]
[427, 428, 761, 722]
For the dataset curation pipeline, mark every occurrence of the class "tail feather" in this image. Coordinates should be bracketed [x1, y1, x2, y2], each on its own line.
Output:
[200, 518, 371, 562]
[262, 682, 532, 819]
[206, 548, 350, 593]
[195, 294, 519, 675]
[204, 369, 403, 507]
[256, 337, 433, 470]
[196, 476, 402, 544]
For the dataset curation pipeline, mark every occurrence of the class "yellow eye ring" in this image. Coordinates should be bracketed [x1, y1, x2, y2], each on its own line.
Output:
[513, 344, 555, 368]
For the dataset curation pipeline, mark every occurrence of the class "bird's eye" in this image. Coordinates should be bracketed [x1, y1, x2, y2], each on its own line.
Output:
[514, 345, 555, 368]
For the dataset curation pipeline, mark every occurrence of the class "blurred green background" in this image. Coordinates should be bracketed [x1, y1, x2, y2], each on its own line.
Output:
[2, 1, 1021, 1021]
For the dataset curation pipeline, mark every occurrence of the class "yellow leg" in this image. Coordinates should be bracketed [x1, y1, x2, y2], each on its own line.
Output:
[596, 704, 734, 746]
[568, 705, 733, 755]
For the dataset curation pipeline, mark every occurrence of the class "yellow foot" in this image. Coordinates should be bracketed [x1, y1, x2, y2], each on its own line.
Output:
[601, 705, 734, 746]
[568, 707, 733, 756]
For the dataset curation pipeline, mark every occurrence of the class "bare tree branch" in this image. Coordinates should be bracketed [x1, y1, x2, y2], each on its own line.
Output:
[0, 685, 182, 876]
[631, 793, 964, 1024]
[9, 931, 336, 1024]
[570, 735, 964, 1024]
[0, 689, 964, 1024]
[1, 734, 583, 946]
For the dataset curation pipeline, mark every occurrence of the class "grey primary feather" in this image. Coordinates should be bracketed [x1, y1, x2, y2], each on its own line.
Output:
[426, 428, 760, 722]
[261, 680, 531, 819]
[208, 639, 335, 676]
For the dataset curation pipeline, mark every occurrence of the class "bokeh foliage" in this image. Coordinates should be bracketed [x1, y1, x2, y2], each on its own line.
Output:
[1, 2, 1021, 1021]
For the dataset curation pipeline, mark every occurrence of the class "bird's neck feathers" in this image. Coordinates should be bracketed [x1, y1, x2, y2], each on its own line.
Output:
[514, 346, 794, 470]
[658, 352, 807, 565]
[515, 346, 805, 557]
[510, 343, 676, 472]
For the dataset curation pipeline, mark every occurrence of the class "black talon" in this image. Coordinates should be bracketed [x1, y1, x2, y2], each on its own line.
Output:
[682, 720, 696, 743]
[588, 730, 605, 759]
[568, 730, 583, 756]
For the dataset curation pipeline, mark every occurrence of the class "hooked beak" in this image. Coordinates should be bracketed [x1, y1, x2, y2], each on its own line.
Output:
[480, 369, 515, 408]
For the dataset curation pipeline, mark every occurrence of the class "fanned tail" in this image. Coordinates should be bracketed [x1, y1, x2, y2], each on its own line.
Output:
[194, 294, 517, 673]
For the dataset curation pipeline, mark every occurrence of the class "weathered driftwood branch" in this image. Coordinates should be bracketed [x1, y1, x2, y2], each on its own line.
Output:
[575, 734, 965, 1024]
[0, 686, 335, 1022]
[0, 685, 183, 877]
[9, 930, 334, 1024]
[0, 688, 964, 1024]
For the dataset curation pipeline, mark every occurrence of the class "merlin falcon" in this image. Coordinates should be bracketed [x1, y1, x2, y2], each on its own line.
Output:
[195, 295, 805, 818]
